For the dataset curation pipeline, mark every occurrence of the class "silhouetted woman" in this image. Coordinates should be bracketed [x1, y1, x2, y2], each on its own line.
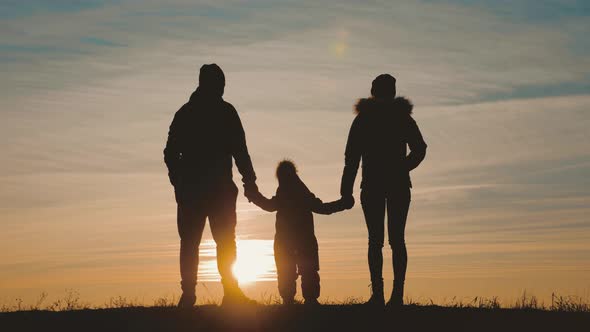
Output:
[340, 74, 427, 307]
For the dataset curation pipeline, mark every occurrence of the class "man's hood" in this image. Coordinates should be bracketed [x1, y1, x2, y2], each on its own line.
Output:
[189, 86, 223, 102]
[354, 96, 413, 115]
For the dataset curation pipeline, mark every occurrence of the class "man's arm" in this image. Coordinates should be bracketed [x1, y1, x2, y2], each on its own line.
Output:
[340, 116, 362, 198]
[228, 104, 257, 194]
[163, 111, 183, 187]
[406, 117, 427, 171]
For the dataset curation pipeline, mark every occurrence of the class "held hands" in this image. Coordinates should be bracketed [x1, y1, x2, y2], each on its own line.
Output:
[331, 195, 355, 213]
[340, 195, 355, 210]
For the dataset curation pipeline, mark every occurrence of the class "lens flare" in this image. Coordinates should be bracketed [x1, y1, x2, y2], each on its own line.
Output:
[331, 41, 348, 57]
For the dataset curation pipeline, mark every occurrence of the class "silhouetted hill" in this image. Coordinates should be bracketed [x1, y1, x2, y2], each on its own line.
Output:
[2, 304, 589, 332]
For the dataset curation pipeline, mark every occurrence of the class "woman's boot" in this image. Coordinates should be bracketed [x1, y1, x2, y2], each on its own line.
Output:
[386, 280, 404, 307]
[365, 278, 385, 307]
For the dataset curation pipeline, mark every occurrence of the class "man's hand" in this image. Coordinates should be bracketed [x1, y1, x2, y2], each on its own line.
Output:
[341, 195, 355, 210]
[244, 182, 259, 203]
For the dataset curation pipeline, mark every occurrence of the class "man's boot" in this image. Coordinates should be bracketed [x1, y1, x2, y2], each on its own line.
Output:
[221, 280, 257, 306]
[364, 278, 385, 307]
[282, 297, 295, 306]
[177, 280, 196, 308]
[386, 280, 404, 308]
[304, 298, 321, 306]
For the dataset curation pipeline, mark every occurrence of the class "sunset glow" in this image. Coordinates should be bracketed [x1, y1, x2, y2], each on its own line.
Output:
[232, 240, 276, 284]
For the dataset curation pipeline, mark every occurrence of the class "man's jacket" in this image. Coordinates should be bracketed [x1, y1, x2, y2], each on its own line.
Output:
[164, 88, 256, 201]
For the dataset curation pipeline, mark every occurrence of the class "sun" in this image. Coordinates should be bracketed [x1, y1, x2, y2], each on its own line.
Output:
[232, 239, 276, 284]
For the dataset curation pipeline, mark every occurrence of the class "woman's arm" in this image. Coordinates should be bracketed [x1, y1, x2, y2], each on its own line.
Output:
[406, 117, 427, 171]
[340, 116, 362, 198]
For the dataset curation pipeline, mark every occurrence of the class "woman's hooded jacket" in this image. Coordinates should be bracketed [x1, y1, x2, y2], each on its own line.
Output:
[340, 96, 427, 196]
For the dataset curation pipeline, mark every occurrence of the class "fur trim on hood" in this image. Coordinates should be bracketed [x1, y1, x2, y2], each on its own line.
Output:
[354, 96, 413, 115]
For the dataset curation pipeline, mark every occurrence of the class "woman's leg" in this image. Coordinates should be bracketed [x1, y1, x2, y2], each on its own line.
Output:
[386, 187, 411, 305]
[361, 189, 386, 303]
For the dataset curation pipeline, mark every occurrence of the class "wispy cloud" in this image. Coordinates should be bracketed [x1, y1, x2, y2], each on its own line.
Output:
[1, 0, 589, 105]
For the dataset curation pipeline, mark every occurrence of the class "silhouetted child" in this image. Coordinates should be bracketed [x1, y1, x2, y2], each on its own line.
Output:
[250, 160, 352, 305]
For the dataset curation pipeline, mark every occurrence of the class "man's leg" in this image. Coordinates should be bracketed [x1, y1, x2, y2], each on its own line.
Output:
[386, 187, 411, 306]
[360, 189, 386, 306]
[208, 184, 254, 304]
[274, 241, 297, 304]
[177, 203, 207, 307]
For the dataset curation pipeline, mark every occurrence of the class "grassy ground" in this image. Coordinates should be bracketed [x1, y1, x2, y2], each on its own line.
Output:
[1, 292, 589, 331]
[2, 303, 590, 332]
[0, 293, 590, 332]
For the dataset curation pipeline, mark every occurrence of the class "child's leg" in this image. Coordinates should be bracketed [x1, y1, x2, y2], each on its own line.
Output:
[274, 241, 297, 303]
[298, 240, 320, 302]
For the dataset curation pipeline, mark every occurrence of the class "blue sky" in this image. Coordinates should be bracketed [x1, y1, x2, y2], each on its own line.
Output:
[2, 1, 589, 104]
[0, 1, 589, 305]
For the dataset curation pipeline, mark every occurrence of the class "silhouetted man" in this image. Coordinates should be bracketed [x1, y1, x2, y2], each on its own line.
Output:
[164, 64, 258, 307]
[340, 74, 427, 307]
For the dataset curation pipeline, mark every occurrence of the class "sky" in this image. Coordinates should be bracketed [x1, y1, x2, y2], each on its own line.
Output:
[1, 0, 589, 306]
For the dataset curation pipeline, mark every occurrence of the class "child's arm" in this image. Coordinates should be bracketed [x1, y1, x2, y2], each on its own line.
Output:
[311, 195, 355, 215]
[312, 199, 339, 215]
[308, 195, 345, 215]
[251, 190, 278, 212]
